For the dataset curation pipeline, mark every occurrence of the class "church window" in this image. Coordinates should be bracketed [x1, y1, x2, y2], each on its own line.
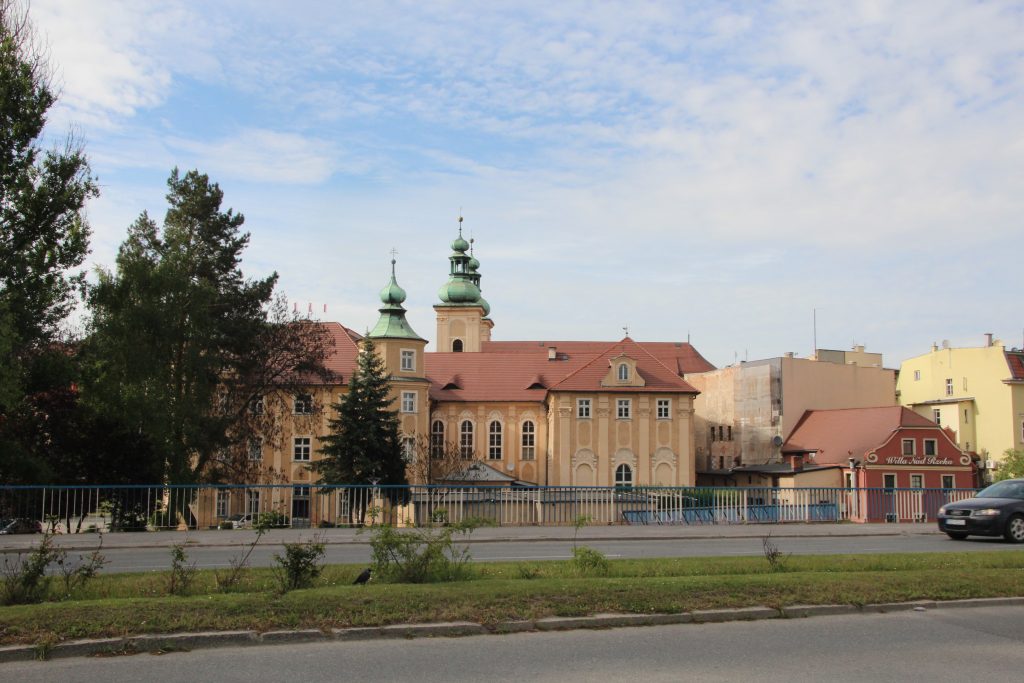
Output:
[617, 399, 631, 419]
[431, 420, 445, 459]
[521, 421, 535, 460]
[617, 363, 629, 381]
[452, 339, 464, 353]
[488, 421, 502, 460]
[615, 463, 633, 488]
[460, 420, 474, 459]
[577, 398, 591, 419]
[656, 399, 670, 419]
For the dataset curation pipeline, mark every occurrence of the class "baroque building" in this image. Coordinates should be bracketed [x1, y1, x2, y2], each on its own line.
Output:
[251, 223, 715, 518]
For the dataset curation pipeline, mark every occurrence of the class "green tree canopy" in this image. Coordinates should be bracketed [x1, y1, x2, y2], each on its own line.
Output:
[316, 338, 408, 488]
[0, 1, 97, 482]
[86, 168, 333, 483]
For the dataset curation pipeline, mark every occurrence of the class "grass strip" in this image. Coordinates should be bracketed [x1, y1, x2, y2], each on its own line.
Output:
[2, 552, 1022, 645]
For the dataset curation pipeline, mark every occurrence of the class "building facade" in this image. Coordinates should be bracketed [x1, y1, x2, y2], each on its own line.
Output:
[897, 335, 1024, 474]
[685, 350, 897, 473]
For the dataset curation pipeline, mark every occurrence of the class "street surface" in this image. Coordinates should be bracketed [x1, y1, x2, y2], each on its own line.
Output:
[5, 605, 1023, 681]
[1, 523, 1019, 573]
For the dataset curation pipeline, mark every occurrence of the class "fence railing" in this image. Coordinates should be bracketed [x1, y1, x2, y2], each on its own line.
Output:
[0, 484, 980, 532]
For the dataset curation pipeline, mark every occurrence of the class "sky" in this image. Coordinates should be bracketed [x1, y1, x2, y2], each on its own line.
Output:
[29, 0, 1024, 368]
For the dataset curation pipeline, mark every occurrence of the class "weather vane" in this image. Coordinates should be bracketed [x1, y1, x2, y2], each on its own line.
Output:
[622, 325, 630, 337]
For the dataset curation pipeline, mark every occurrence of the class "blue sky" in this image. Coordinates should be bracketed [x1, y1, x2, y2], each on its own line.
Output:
[32, 0, 1024, 367]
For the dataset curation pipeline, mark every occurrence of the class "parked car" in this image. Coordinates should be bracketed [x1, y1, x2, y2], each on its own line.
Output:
[0, 518, 42, 534]
[938, 479, 1024, 542]
[224, 513, 254, 529]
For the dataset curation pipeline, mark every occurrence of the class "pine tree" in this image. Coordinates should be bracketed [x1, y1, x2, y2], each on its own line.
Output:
[316, 338, 408, 488]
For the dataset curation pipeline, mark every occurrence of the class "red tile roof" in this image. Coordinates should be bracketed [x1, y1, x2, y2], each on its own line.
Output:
[782, 406, 939, 464]
[481, 339, 715, 374]
[548, 337, 698, 393]
[305, 322, 361, 385]
[1006, 351, 1024, 381]
[425, 352, 584, 402]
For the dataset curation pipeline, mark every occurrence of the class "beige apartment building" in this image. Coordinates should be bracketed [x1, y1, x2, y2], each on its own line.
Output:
[685, 348, 897, 472]
[897, 335, 1024, 475]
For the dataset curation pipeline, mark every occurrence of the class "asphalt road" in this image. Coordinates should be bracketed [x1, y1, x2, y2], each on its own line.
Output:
[5, 605, 1023, 681]
[25, 532, 1022, 573]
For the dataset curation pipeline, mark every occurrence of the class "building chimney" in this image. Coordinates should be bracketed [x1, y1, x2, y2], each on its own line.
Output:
[985, 332, 993, 347]
[548, 346, 557, 361]
[931, 342, 939, 352]
[786, 454, 804, 471]
[942, 339, 950, 349]
[854, 345, 865, 353]
[784, 351, 794, 358]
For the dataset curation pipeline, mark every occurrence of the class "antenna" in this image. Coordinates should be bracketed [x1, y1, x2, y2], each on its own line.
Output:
[813, 307, 817, 355]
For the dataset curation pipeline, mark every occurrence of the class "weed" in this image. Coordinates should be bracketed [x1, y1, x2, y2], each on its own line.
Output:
[272, 536, 326, 592]
[168, 543, 198, 595]
[366, 517, 489, 584]
[1, 533, 62, 605]
[55, 536, 108, 597]
[34, 637, 55, 661]
[216, 526, 266, 592]
[572, 515, 591, 552]
[762, 533, 791, 572]
[516, 564, 541, 580]
[571, 546, 610, 576]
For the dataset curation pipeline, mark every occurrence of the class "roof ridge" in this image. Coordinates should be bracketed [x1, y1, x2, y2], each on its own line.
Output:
[549, 338, 631, 390]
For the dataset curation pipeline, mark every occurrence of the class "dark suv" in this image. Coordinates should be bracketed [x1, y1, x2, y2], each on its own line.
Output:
[937, 479, 1024, 542]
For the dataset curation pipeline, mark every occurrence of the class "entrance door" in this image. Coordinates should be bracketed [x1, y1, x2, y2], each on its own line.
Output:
[292, 486, 310, 527]
[883, 473, 897, 522]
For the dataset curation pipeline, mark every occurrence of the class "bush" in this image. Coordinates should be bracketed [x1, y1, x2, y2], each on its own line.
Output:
[272, 537, 325, 592]
[168, 544, 197, 595]
[1, 533, 61, 605]
[571, 546, 610, 576]
[367, 517, 487, 583]
[256, 510, 289, 529]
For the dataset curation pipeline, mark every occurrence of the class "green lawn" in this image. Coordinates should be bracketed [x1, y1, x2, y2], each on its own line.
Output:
[1, 552, 1023, 645]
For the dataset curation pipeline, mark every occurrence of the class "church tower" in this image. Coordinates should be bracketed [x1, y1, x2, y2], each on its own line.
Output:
[367, 258, 429, 440]
[434, 217, 492, 352]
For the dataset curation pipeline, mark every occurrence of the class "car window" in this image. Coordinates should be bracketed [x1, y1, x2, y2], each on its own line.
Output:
[978, 481, 1024, 500]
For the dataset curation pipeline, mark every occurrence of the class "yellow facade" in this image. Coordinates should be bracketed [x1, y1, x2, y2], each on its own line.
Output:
[897, 339, 1024, 467]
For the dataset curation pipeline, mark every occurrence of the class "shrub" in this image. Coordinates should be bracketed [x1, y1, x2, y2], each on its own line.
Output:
[272, 537, 326, 592]
[216, 526, 266, 592]
[367, 517, 487, 583]
[168, 543, 197, 595]
[1, 533, 61, 605]
[571, 546, 610, 576]
[256, 510, 289, 529]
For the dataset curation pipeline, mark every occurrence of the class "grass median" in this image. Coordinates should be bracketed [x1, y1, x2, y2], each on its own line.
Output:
[2, 551, 1023, 645]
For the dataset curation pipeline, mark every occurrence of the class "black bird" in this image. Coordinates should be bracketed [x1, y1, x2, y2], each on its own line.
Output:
[353, 568, 372, 585]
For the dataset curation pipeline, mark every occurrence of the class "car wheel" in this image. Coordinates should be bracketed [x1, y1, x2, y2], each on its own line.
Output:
[1003, 514, 1024, 543]
[946, 532, 968, 540]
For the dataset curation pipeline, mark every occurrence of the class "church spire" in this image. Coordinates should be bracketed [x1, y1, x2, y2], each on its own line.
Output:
[368, 255, 424, 341]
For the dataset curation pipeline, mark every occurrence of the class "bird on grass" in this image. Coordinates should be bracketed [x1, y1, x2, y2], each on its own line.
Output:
[353, 568, 372, 585]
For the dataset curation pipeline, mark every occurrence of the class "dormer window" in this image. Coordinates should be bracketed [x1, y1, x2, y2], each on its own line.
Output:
[617, 363, 629, 381]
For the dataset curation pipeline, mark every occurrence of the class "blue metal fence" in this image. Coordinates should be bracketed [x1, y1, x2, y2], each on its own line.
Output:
[0, 484, 980, 532]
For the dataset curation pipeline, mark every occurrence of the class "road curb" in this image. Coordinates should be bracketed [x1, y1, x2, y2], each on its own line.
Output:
[3, 597, 1018, 663]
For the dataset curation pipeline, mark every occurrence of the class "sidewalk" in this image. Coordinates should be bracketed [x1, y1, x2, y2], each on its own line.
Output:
[0, 521, 942, 552]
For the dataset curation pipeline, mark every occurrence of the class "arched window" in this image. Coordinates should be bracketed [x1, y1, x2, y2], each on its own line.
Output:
[430, 420, 445, 459]
[617, 363, 629, 381]
[459, 420, 474, 459]
[521, 421, 535, 460]
[488, 421, 502, 460]
[615, 463, 633, 488]
[452, 339, 464, 352]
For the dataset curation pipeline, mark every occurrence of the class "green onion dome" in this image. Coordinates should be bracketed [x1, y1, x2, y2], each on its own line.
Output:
[380, 260, 407, 304]
[438, 278, 481, 304]
[478, 295, 491, 316]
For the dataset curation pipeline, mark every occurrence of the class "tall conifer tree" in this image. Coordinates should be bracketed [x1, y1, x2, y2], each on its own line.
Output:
[316, 338, 407, 488]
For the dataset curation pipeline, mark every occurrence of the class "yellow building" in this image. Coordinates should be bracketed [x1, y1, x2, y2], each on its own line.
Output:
[897, 335, 1024, 473]
[239, 224, 716, 527]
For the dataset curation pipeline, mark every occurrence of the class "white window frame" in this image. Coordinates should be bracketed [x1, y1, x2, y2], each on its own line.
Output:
[577, 398, 591, 419]
[945, 378, 953, 396]
[294, 393, 313, 415]
[430, 420, 445, 459]
[402, 436, 416, 463]
[400, 349, 415, 372]
[246, 489, 260, 516]
[293, 436, 311, 461]
[656, 398, 671, 420]
[617, 398, 631, 419]
[617, 363, 629, 381]
[460, 420, 474, 459]
[488, 421, 502, 460]
[923, 439, 937, 456]
[216, 489, 229, 518]
[614, 463, 633, 488]
[521, 421, 535, 460]
[248, 437, 263, 461]
[910, 474, 924, 489]
[932, 408, 941, 426]
[901, 438, 915, 456]
[401, 391, 417, 413]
